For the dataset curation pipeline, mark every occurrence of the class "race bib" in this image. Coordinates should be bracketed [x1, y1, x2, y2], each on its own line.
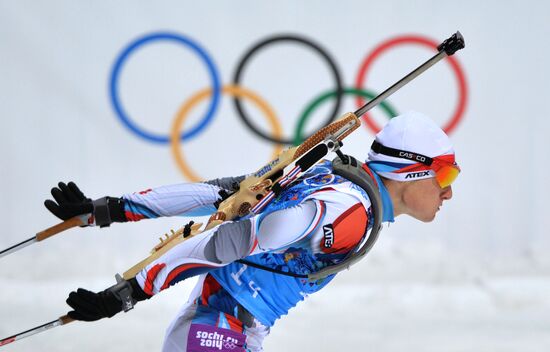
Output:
[188, 324, 247, 352]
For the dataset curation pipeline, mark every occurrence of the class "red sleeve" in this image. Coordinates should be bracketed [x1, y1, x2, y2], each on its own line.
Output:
[319, 202, 368, 254]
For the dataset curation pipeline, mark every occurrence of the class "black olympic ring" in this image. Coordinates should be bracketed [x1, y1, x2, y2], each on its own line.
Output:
[232, 34, 344, 145]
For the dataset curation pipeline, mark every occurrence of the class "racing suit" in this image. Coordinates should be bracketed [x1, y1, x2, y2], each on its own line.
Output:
[121, 161, 394, 352]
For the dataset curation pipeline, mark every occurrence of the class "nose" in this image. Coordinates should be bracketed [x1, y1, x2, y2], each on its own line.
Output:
[441, 185, 453, 200]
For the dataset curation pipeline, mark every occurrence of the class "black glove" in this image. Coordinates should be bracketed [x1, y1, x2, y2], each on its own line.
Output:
[44, 182, 126, 227]
[66, 277, 150, 322]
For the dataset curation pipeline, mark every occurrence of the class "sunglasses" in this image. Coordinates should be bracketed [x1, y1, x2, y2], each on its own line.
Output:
[371, 141, 460, 188]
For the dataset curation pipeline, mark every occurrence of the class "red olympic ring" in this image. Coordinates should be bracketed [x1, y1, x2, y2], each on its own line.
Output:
[354, 35, 468, 135]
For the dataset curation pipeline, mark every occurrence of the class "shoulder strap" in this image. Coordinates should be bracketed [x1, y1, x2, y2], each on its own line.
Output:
[232, 154, 384, 281]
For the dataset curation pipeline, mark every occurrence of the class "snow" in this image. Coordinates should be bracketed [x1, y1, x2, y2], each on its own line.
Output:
[1, 263, 549, 351]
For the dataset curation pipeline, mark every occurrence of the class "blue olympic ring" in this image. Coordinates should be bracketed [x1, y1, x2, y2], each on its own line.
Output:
[109, 32, 221, 144]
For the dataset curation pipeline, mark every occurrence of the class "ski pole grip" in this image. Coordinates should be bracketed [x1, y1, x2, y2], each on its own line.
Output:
[35, 216, 87, 242]
[59, 315, 75, 325]
[438, 31, 465, 56]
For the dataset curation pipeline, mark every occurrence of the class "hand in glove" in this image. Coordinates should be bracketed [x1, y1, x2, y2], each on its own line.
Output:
[66, 277, 150, 322]
[44, 181, 126, 227]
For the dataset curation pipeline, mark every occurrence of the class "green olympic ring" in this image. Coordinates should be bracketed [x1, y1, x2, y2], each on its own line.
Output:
[293, 88, 399, 146]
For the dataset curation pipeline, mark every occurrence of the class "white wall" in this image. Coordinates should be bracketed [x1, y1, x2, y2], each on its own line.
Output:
[1, 1, 549, 351]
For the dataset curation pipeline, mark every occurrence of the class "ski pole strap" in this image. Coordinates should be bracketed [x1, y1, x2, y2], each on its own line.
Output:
[91, 197, 127, 227]
[108, 274, 137, 312]
[92, 197, 113, 227]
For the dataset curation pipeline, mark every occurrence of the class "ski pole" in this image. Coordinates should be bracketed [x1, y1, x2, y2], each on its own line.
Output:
[0, 315, 73, 348]
[0, 214, 89, 259]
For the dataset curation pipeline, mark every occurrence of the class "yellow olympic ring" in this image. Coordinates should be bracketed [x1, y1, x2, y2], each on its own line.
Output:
[170, 85, 284, 182]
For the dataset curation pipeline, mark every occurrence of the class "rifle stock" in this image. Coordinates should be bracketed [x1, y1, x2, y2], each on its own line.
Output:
[205, 112, 360, 230]
[123, 222, 203, 279]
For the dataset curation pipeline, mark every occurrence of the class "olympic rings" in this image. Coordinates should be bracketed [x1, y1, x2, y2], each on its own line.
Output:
[354, 34, 468, 135]
[110, 32, 221, 144]
[170, 85, 284, 182]
[293, 88, 399, 145]
[109, 31, 469, 181]
[232, 34, 344, 145]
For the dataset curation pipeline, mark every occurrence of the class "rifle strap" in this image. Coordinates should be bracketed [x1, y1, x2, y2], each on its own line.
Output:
[236, 153, 384, 281]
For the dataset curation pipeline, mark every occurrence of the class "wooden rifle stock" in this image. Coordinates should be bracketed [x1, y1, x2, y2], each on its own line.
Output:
[205, 112, 360, 230]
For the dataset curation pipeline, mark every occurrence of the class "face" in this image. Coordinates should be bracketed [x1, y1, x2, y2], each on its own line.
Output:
[401, 177, 453, 222]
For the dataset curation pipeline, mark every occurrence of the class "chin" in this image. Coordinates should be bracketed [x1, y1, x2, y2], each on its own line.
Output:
[416, 212, 437, 223]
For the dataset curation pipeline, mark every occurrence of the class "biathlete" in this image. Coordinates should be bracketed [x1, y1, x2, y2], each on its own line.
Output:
[44, 111, 460, 352]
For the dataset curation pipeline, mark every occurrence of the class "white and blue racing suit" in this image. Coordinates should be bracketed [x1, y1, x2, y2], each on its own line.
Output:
[121, 161, 394, 351]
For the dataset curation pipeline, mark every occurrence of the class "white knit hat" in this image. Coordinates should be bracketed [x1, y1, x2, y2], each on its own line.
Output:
[367, 111, 455, 182]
